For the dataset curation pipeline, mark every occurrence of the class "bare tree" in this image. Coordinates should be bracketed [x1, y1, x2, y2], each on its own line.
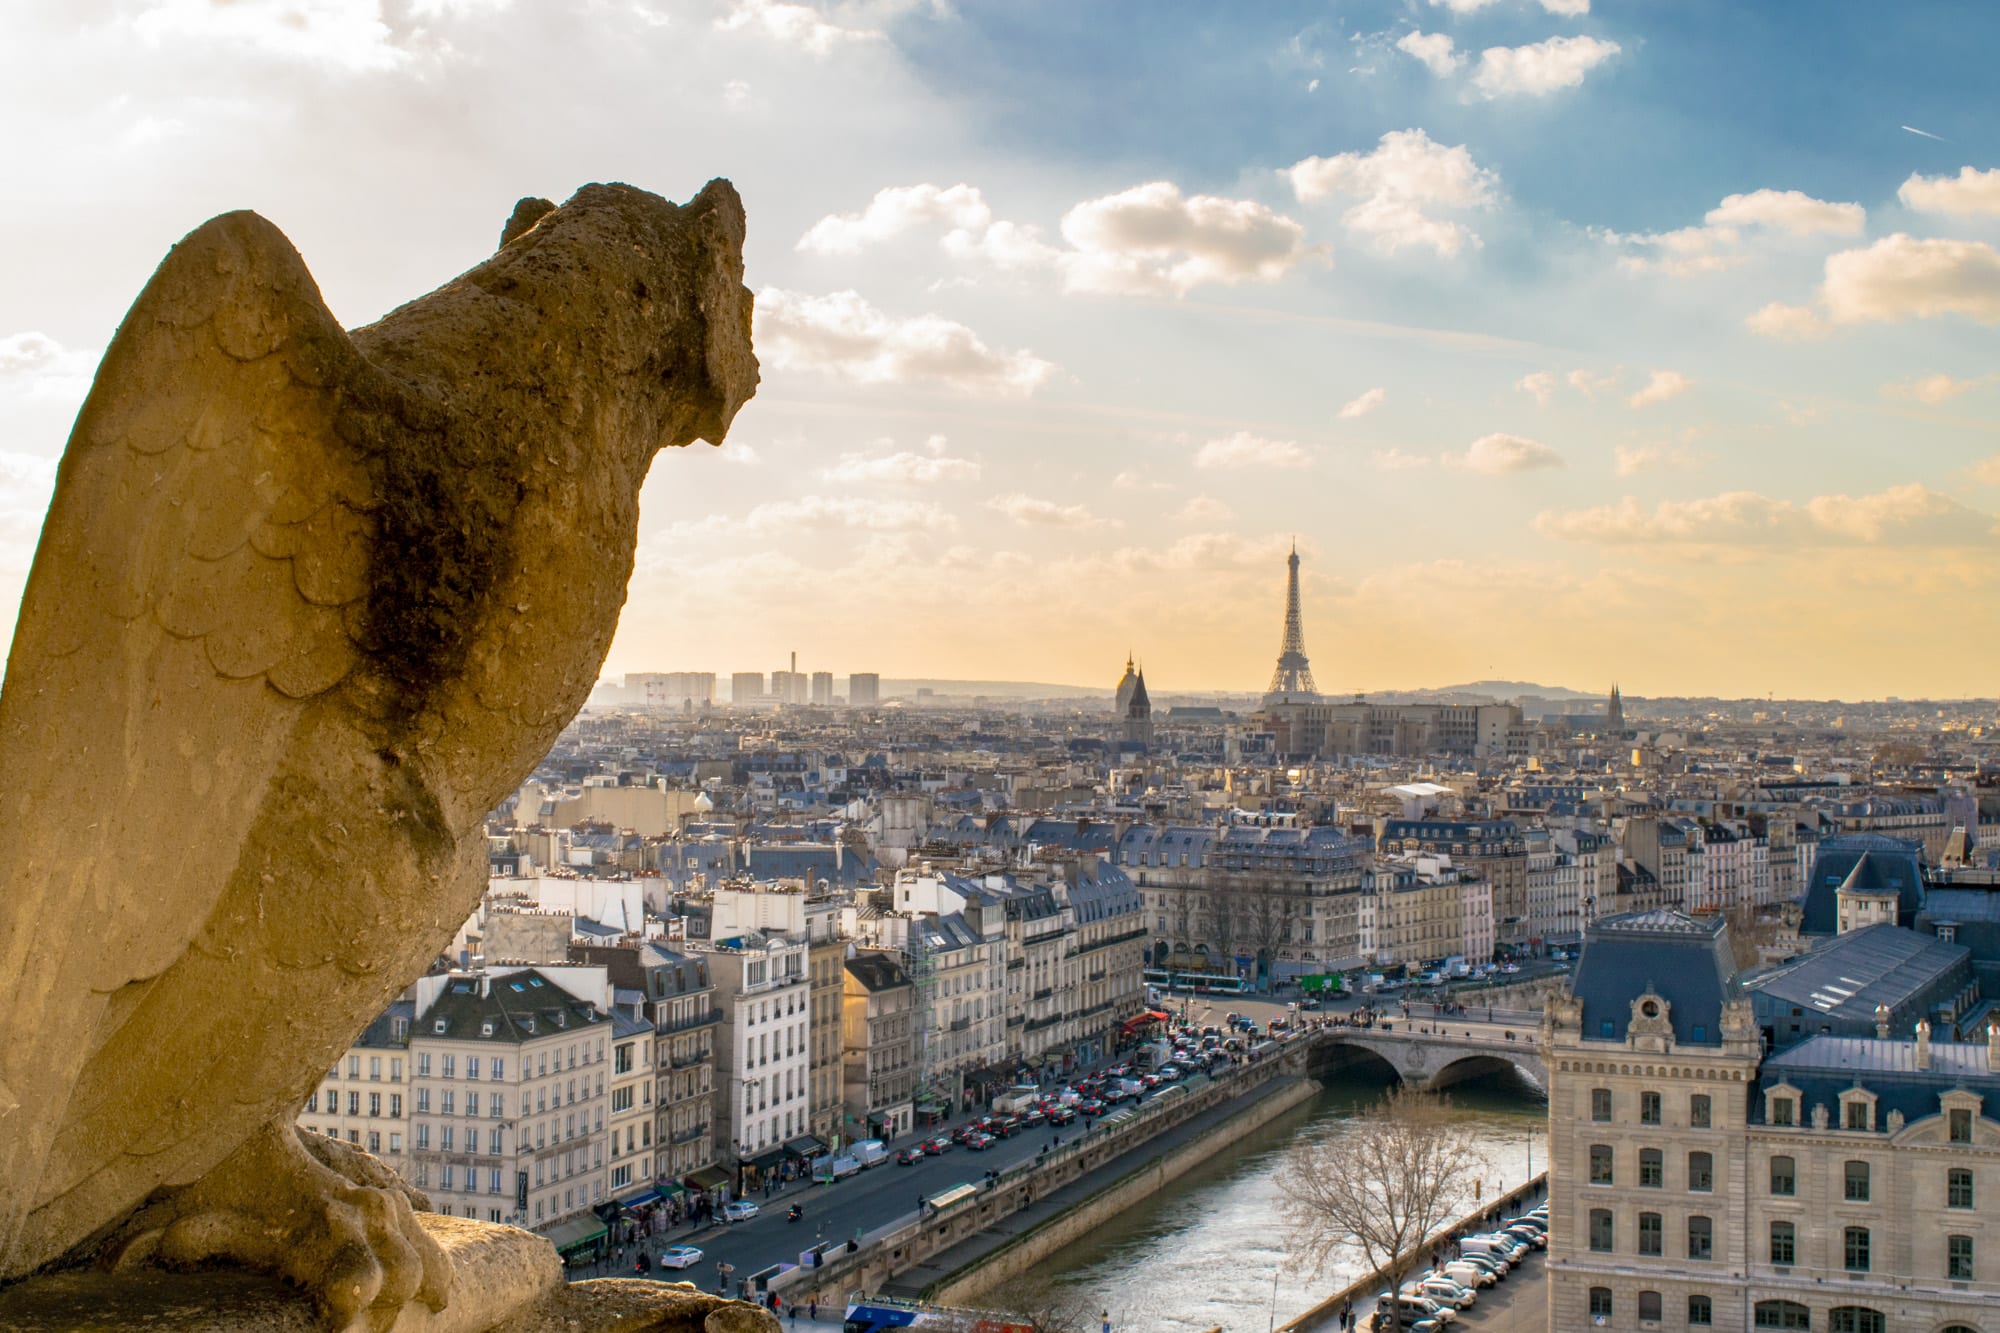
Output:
[988, 1275, 1117, 1333]
[1277, 1086, 1480, 1330]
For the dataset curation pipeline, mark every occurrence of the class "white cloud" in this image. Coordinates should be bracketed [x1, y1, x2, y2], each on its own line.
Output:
[754, 287, 1057, 395]
[1745, 301, 1830, 340]
[1614, 189, 1865, 276]
[1898, 166, 2000, 218]
[1339, 386, 1387, 419]
[1056, 182, 1322, 296]
[1973, 455, 2000, 487]
[798, 183, 994, 255]
[820, 444, 982, 484]
[1566, 367, 1619, 399]
[1614, 443, 1699, 476]
[1629, 369, 1694, 408]
[1539, 0, 1591, 12]
[129, 0, 414, 73]
[0, 449, 58, 578]
[723, 79, 753, 108]
[1746, 235, 2000, 338]
[1882, 373, 1996, 404]
[1471, 35, 1620, 99]
[715, 0, 877, 56]
[1705, 188, 1865, 237]
[1449, 433, 1561, 474]
[800, 179, 1320, 296]
[1821, 234, 2000, 326]
[1371, 447, 1434, 471]
[1112, 470, 1171, 492]
[1396, 31, 1463, 78]
[1517, 371, 1556, 406]
[1176, 495, 1234, 522]
[1195, 431, 1313, 471]
[986, 493, 1102, 528]
[0, 331, 98, 397]
[1286, 129, 1499, 257]
[1536, 484, 1998, 547]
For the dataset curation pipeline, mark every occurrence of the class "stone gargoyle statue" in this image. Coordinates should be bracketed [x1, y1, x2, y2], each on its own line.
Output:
[0, 181, 758, 1328]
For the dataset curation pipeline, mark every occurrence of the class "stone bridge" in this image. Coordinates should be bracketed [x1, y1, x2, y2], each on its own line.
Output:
[1284, 1019, 1547, 1092]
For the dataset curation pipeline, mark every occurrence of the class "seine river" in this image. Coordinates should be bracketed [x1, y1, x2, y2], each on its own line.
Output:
[1011, 1070, 1547, 1332]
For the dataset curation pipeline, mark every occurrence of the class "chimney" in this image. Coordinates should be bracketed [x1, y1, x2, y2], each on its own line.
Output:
[1874, 1004, 1891, 1040]
[1916, 1020, 1933, 1071]
[1988, 1021, 2000, 1074]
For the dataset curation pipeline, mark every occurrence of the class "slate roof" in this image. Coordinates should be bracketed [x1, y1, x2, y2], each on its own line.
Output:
[421, 969, 602, 1044]
[1801, 833, 1924, 935]
[1570, 909, 1736, 1046]
[1758, 1033, 2000, 1129]
[846, 952, 912, 992]
[1750, 921, 1966, 1009]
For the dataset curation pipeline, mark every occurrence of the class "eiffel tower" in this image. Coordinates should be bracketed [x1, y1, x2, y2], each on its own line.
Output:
[1264, 541, 1319, 703]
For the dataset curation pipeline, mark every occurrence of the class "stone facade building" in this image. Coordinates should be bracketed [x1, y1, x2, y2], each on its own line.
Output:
[1548, 908, 2000, 1332]
[842, 951, 916, 1140]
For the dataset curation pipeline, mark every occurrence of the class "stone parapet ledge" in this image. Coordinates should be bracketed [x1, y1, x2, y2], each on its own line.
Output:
[0, 1215, 780, 1333]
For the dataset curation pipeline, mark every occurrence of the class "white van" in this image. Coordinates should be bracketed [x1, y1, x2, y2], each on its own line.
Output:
[853, 1140, 889, 1169]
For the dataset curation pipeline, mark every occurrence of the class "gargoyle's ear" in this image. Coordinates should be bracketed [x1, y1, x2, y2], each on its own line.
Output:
[683, 179, 760, 443]
[498, 197, 556, 249]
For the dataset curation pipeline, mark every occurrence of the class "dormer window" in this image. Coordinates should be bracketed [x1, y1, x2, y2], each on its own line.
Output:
[1841, 1089, 1877, 1132]
[433, 1019, 447, 1034]
[1769, 1093, 1796, 1127]
[481, 1021, 494, 1037]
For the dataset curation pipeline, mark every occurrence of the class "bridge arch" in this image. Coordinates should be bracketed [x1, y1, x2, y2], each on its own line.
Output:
[1427, 1050, 1546, 1094]
[1303, 1037, 1405, 1087]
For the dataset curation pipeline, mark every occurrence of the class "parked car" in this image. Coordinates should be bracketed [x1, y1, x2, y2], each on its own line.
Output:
[1438, 1259, 1497, 1289]
[1404, 1275, 1476, 1309]
[658, 1245, 704, 1270]
[720, 1201, 759, 1223]
[1500, 963, 1521, 974]
[1453, 1252, 1508, 1282]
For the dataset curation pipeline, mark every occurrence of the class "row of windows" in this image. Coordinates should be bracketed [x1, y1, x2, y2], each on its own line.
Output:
[308, 1091, 403, 1118]
[1764, 1154, 1974, 1208]
[333, 1055, 402, 1082]
[1588, 1145, 1713, 1191]
[1582, 1293, 1958, 1333]
[1592, 1087, 1713, 1127]
[1587, 1209, 1712, 1259]
[1591, 1210, 1978, 1279]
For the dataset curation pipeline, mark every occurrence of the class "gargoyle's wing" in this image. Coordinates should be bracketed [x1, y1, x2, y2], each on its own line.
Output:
[0, 209, 379, 1001]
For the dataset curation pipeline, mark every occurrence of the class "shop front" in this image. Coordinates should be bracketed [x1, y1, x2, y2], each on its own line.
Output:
[542, 1215, 608, 1267]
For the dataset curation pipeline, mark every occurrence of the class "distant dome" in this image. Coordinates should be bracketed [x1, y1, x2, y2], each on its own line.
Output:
[692, 792, 714, 811]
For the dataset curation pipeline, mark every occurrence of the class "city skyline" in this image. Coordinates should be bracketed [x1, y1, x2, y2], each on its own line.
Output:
[5, 2, 2000, 698]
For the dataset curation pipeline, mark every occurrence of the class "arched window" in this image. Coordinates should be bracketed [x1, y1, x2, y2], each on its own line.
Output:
[1844, 1226, 1871, 1272]
[1590, 1144, 1614, 1184]
[1844, 1159, 1870, 1201]
[1828, 1309, 1885, 1333]
[1753, 1301, 1810, 1330]
[1638, 1291, 1662, 1321]
[1948, 1166, 1974, 1208]
[1589, 1287, 1613, 1318]
[1769, 1154, 1796, 1195]
[1688, 1150, 1714, 1191]
[1640, 1147, 1664, 1187]
[1589, 1208, 1613, 1252]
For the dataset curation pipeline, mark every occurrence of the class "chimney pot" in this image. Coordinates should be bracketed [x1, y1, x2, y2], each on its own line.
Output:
[1917, 1020, 1933, 1071]
[1988, 1021, 2000, 1074]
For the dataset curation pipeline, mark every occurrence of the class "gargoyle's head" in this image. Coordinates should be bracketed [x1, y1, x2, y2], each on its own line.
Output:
[475, 178, 760, 460]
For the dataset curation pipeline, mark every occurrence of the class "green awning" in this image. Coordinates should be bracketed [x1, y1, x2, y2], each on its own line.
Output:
[684, 1165, 731, 1191]
[542, 1216, 607, 1255]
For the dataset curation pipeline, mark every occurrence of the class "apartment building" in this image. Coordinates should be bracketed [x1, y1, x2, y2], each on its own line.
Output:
[402, 966, 613, 1239]
[807, 899, 847, 1145]
[299, 1002, 413, 1176]
[842, 951, 917, 1140]
[1378, 818, 1528, 951]
[695, 932, 810, 1169]
[1547, 909, 2000, 1332]
[571, 940, 718, 1183]
[606, 1008, 653, 1198]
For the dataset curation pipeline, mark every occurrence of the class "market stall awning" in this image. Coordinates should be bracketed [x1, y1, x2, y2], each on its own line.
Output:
[683, 1165, 731, 1192]
[783, 1135, 827, 1160]
[741, 1147, 787, 1171]
[1120, 1009, 1171, 1031]
[542, 1217, 607, 1255]
[615, 1186, 664, 1209]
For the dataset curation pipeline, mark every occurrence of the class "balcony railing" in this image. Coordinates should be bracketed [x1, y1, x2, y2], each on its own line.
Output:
[949, 1017, 971, 1032]
[1077, 927, 1148, 955]
[658, 1009, 724, 1035]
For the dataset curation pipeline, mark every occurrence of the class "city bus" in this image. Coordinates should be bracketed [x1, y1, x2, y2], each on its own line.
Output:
[1145, 969, 1250, 995]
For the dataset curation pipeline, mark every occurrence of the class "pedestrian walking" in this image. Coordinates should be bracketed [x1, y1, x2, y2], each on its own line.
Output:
[810, 1299, 819, 1321]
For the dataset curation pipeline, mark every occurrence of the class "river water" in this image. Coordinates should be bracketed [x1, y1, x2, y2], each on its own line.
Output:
[1011, 1069, 1547, 1332]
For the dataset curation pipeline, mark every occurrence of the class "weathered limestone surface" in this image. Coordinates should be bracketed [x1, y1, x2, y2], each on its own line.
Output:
[0, 1215, 780, 1333]
[0, 179, 758, 1331]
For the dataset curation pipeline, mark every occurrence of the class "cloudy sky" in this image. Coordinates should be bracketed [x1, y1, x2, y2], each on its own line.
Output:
[4, 0, 1999, 700]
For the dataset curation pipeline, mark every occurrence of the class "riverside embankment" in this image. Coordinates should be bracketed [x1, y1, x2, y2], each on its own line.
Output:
[767, 1054, 1314, 1310]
